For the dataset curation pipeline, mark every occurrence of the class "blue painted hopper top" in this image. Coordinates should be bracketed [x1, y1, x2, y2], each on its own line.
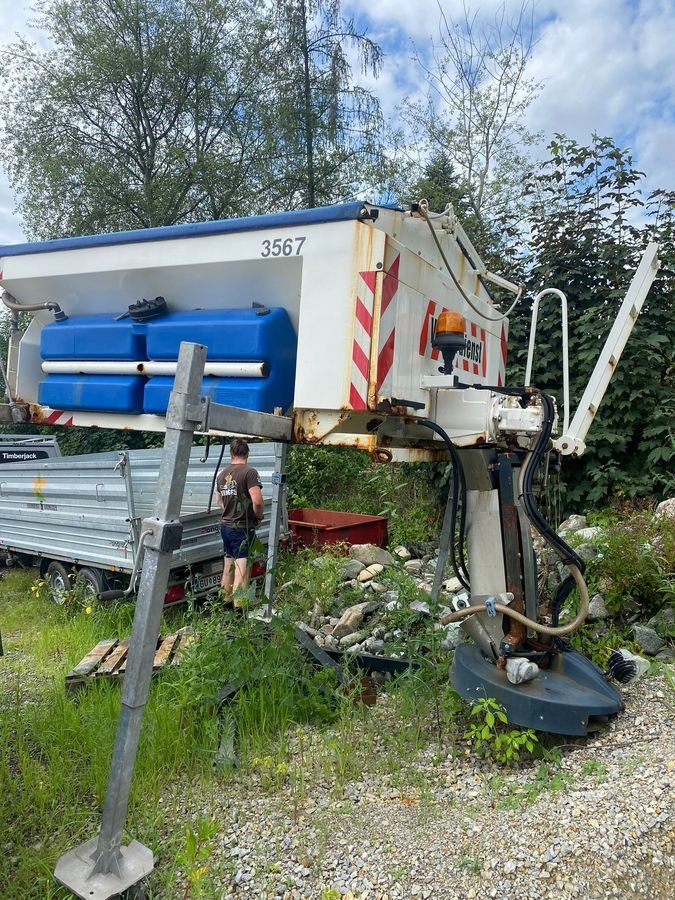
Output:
[0, 202, 396, 258]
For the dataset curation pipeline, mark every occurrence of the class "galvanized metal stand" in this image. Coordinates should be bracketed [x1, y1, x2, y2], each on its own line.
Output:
[263, 442, 289, 614]
[55, 343, 208, 899]
[54, 342, 294, 898]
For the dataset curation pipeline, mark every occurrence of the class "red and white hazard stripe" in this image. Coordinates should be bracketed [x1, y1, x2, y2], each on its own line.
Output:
[42, 409, 74, 426]
[376, 254, 400, 393]
[419, 299, 441, 361]
[349, 271, 377, 410]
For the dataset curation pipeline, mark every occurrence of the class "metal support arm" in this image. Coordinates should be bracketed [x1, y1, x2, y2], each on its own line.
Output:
[202, 398, 293, 442]
[555, 243, 660, 456]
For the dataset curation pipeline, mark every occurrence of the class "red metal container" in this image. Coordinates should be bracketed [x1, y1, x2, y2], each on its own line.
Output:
[288, 508, 388, 549]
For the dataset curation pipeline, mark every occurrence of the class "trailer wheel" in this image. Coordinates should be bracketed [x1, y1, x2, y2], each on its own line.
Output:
[46, 561, 72, 605]
[76, 567, 106, 604]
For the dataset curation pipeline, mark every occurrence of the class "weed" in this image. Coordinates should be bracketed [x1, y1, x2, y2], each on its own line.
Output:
[582, 508, 675, 619]
[662, 665, 675, 711]
[458, 856, 483, 873]
[273, 546, 347, 619]
[464, 697, 539, 766]
[250, 755, 290, 792]
[487, 761, 573, 810]
[320, 889, 341, 900]
[581, 759, 608, 783]
[622, 754, 646, 776]
[175, 817, 219, 899]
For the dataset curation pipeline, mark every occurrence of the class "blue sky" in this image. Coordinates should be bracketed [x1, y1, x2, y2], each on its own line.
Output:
[0, 0, 672, 244]
[345, 0, 674, 190]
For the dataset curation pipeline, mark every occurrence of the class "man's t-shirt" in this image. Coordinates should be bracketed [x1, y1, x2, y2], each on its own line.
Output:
[216, 463, 262, 528]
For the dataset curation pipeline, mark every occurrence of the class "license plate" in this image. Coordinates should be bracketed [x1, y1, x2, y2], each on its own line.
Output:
[192, 571, 221, 592]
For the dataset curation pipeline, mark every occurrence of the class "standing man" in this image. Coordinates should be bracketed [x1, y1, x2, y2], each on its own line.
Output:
[215, 438, 264, 606]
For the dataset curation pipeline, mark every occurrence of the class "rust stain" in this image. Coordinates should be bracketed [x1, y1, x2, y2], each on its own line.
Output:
[27, 404, 48, 424]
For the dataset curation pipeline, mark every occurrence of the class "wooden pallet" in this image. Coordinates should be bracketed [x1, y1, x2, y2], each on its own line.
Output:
[65, 626, 194, 691]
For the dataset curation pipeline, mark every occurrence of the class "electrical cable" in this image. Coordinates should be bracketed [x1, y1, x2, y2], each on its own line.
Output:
[415, 418, 470, 590]
[200, 435, 211, 464]
[416, 203, 523, 323]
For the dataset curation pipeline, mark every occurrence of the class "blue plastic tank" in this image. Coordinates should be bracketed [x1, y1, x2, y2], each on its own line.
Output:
[40, 315, 147, 360]
[38, 374, 146, 413]
[145, 307, 296, 363]
[38, 306, 297, 416]
[143, 372, 295, 416]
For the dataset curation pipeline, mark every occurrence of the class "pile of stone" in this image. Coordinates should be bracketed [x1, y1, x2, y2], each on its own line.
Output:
[539, 507, 675, 662]
[296, 542, 464, 659]
[296, 495, 675, 664]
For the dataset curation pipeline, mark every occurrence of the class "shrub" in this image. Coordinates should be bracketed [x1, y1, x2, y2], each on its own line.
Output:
[583, 508, 675, 618]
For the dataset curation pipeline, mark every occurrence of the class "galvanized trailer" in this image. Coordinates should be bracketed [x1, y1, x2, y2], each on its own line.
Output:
[0, 442, 280, 603]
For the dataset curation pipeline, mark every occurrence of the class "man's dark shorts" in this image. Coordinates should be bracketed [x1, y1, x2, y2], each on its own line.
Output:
[221, 525, 255, 559]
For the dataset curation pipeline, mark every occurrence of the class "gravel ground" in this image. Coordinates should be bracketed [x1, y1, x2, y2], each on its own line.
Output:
[2, 612, 672, 899]
[157, 671, 675, 900]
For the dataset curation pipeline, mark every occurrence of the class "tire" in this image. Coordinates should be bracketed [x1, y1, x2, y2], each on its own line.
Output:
[46, 561, 72, 605]
[75, 567, 105, 604]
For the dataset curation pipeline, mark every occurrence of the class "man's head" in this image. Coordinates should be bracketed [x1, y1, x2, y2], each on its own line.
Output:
[230, 438, 249, 461]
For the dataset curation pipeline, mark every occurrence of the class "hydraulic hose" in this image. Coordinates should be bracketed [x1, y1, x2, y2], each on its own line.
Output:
[439, 390, 590, 637]
[440, 562, 589, 636]
[518, 393, 585, 572]
[517, 392, 586, 630]
[415, 418, 470, 590]
[2, 290, 67, 321]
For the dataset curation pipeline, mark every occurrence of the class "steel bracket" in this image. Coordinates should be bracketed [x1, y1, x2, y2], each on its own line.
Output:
[0, 402, 30, 424]
[165, 391, 209, 431]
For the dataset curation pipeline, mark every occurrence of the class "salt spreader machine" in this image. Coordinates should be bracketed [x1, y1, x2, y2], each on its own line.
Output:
[0, 202, 660, 898]
[0, 201, 660, 734]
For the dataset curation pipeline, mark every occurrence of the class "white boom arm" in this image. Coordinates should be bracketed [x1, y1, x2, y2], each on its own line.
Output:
[555, 242, 660, 456]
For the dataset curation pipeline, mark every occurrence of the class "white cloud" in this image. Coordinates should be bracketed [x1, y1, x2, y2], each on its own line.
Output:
[352, 0, 675, 195]
[0, 0, 672, 246]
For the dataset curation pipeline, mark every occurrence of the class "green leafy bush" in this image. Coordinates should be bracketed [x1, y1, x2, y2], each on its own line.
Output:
[464, 696, 539, 766]
[583, 508, 675, 618]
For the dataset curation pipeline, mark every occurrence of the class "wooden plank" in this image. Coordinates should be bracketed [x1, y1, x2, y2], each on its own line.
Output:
[153, 632, 179, 670]
[96, 639, 129, 676]
[65, 627, 195, 690]
[65, 639, 119, 691]
[68, 639, 118, 678]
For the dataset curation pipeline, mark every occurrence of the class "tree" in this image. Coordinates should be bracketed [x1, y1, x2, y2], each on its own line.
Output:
[402, 1, 541, 235]
[512, 135, 675, 508]
[0, 0, 280, 238]
[268, 0, 383, 208]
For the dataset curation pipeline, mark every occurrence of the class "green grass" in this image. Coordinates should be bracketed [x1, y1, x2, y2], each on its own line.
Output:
[0, 569, 214, 898]
[2, 572, 404, 897]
